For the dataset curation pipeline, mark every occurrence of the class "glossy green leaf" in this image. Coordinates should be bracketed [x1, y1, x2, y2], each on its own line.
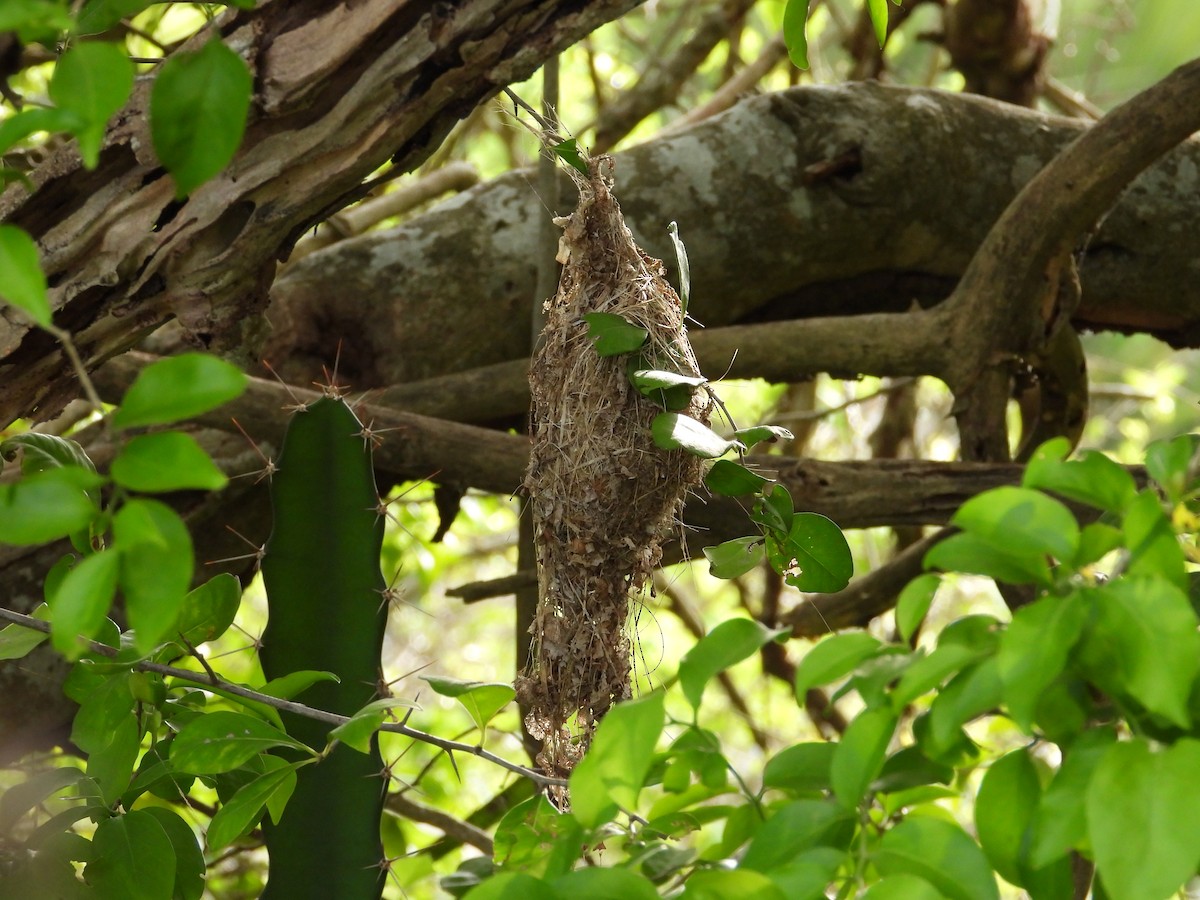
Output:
[423, 675, 515, 731]
[173, 573, 241, 647]
[678, 618, 788, 709]
[462, 872, 549, 899]
[171, 711, 312, 774]
[1087, 738, 1200, 900]
[775, 512, 853, 592]
[113, 499, 194, 653]
[924, 532, 1051, 586]
[783, 0, 811, 69]
[996, 593, 1087, 730]
[975, 748, 1040, 886]
[111, 431, 229, 492]
[753, 484, 794, 535]
[891, 618, 997, 709]
[142, 806, 205, 900]
[0, 765, 85, 833]
[926, 658, 1002, 756]
[1078, 576, 1200, 727]
[704, 459, 770, 496]
[831, 707, 896, 808]
[570, 691, 664, 829]
[762, 742, 836, 794]
[151, 38, 252, 197]
[652, 412, 742, 458]
[50, 549, 119, 659]
[0, 224, 50, 327]
[667, 221, 691, 313]
[582, 311, 648, 356]
[1123, 489, 1187, 590]
[552, 138, 588, 175]
[794, 631, 881, 700]
[1023, 440, 1136, 513]
[862, 875, 947, 900]
[207, 761, 307, 851]
[681, 868, 787, 900]
[112, 353, 247, 430]
[49, 42, 134, 167]
[876, 817, 1000, 900]
[1074, 522, 1123, 568]
[86, 810, 177, 900]
[0, 466, 100, 546]
[867, 0, 889, 46]
[630, 368, 706, 394]
[0, 432, 96, 476]
[741, 800, 851, 871]
[952, 486, 1079, 564]
[69, 670, 133, 754]
[86, 714, 140, 807]
[261, 670, 340, 703]
[330, 697, 420, 754]
[703, 536, 765, 579]
[0, 602, 50, 660]
[0, 0, 73, 33]
[550, 867, 659, 900]
[735, 424, 795, 449]
[896, 573, 939, 643]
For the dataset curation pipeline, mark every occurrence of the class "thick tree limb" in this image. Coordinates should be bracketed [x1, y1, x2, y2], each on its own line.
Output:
[0, 0, 643, 428]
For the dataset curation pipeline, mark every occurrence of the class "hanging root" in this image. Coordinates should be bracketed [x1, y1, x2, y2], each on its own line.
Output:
[517, 155, 709, 778]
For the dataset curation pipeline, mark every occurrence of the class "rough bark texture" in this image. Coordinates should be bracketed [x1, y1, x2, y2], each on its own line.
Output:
[0, 0, 643, 428]
[263, 82, 1200, 390]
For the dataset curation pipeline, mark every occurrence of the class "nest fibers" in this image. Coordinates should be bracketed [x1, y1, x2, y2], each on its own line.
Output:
[517, 155, 711, 778]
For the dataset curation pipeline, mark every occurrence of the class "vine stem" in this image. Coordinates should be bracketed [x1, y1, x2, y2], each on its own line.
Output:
[46, 324, 106, 420]
[0, 605, 566, 789]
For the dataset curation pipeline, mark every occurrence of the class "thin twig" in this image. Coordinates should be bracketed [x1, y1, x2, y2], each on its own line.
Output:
[0, 606, 565, 789]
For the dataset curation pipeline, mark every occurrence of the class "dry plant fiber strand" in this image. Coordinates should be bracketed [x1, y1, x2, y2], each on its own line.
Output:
[517, 154, 710, 779]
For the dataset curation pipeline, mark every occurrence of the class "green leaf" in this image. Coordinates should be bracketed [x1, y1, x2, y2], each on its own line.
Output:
[111, 431, 229, 493]
[774, 512, 853, 592]
[50, 550, 120, 659]
[462, 872, 550, 899]
[1074, 522, 1123, 568]
[735, 424, 795, 449]
[85, 810, 177, 900]
[0, 602, 51, 659]
[741, 800, 851, 871]
[896, 574, 939, 643]
[0, 432, 96, 475]
[681, 868, 787, 900]
[667, 221, 691, 314]
[630, 368, 706, 394]
[678, 618, 788, 710]
[0, 466, 101, 546]
[0, 0, 73, 33]
[113, 499, 194, 653]
[753, 484, 794, 535]
[891, 618, 997, 709]
[1087, 738, 1200, 900]
[762, 742, 836, 794]
[925, 658, 1002, 756]
[1145, 434, 1199, 505]
[1023, 440, 1137, 513]
[862, 875, 947, 900]
[422, 675, 515, 731]
[1123, 489, 1187, 590]
[794, 631, 881, 700]
[551, 138, 588, 175]
[703, 536, 765, 579]
[875, 817, 1000, 900]
[550, 867, 659, 900]
[783, 0, 811, 69]
[952, 486, 1079, 564]
[974, 748, 1040, 886]
[924, 532, 1051, 587]
[1077, 576, 1200, 727]
[141, 807, 205, 900]
[867, 0, 889, 46]
[171, 711, 312, 774]
[329, 697, 419, 754]
[0, 766, 85, 833]
[49, 42, 134, 167]
[1029, 728, 1115, 869]
[207, 761, 306, 851]
[0, 105, 82, 158]
[151, 38, 252, 197]
[111, 353, 247, 430]
[173, 573, 241, 647]
[996, 593, 1087, 731]
[86, 714, 141, 807]
[704, 459, 771, 497]
[652, 412, 743, 458]
[831, 707, 896, 809]
[0, 224, 50, 327]
[75, 0, 159, 34]
[581, 312, 648, 357]
[69, 670, 133, 754]
[570, 691, 665, 829]
[261, 669, 340, 702]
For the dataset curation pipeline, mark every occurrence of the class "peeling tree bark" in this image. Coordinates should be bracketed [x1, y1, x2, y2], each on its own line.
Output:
[0, 0, 643, 428]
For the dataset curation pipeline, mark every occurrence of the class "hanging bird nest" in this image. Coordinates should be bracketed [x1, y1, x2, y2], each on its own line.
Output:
[516, 154, 711, 778]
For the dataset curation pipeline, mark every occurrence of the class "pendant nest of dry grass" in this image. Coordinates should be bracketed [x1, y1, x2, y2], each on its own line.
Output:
[516, 155, 711, 777]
